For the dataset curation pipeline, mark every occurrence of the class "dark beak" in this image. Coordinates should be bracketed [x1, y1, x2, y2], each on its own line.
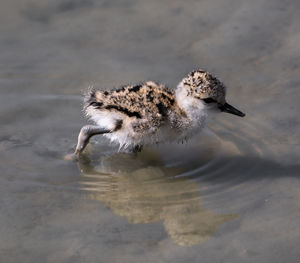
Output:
[219, 102, 245, 117]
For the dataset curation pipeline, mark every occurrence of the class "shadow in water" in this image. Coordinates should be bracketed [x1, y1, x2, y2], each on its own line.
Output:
[77, 149, 238, 247]
[74, 135, 300, 247]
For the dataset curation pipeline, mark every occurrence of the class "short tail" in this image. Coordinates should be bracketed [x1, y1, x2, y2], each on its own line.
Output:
[83, 86, 97, 110]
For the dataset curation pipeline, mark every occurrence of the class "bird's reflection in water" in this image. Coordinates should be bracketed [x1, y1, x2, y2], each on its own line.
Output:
[77, 146, 237, 246]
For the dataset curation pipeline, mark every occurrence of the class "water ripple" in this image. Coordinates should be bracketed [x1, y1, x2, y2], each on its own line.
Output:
[0, 94, 279, 246]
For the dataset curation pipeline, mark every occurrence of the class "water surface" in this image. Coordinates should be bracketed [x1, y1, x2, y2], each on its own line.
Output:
[1, 0, 300, 262]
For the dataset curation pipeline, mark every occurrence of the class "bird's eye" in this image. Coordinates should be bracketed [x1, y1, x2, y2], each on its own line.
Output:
[203, 98, 216, 104]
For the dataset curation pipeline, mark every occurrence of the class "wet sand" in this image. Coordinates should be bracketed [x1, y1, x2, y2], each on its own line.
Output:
[0, 0, 300, 262]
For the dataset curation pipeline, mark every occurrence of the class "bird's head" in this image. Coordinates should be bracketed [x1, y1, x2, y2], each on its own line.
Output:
[177, 70, 245, 117]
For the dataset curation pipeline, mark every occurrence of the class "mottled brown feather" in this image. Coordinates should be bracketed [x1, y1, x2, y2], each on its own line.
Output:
[85, 81, 185, 131]
[182, 70, 226, 104]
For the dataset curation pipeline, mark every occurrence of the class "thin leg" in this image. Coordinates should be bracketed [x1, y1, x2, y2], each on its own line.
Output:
[74, 125, 110, 155]
[64, 125, 111, 161]
[133, 145, 143, 153]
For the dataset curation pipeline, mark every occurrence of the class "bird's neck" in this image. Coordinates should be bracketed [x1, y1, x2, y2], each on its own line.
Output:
[175, 81, 207, 127]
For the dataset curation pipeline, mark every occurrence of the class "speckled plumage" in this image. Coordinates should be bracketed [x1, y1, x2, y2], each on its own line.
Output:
[85, 81, 184, 129]
[84, 80, 192, 147]
[83, 70, 229, 148]
[67, 69, 245, 157]
[181, 69, 226, 104]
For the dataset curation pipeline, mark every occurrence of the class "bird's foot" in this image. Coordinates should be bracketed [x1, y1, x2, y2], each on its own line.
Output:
[63, 152, 79, 162]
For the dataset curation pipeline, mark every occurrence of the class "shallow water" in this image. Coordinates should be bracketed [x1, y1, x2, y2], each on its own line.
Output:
[1, 0, 300, 262]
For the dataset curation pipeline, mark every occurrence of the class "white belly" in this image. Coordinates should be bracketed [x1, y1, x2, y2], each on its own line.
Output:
[87, 107, 207, 149]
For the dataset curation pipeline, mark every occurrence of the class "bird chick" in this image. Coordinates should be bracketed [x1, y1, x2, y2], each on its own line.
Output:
[66, 69, 245, 160]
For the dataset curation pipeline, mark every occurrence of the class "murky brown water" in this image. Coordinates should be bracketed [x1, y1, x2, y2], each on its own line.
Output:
[1, 0, 300, 262]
